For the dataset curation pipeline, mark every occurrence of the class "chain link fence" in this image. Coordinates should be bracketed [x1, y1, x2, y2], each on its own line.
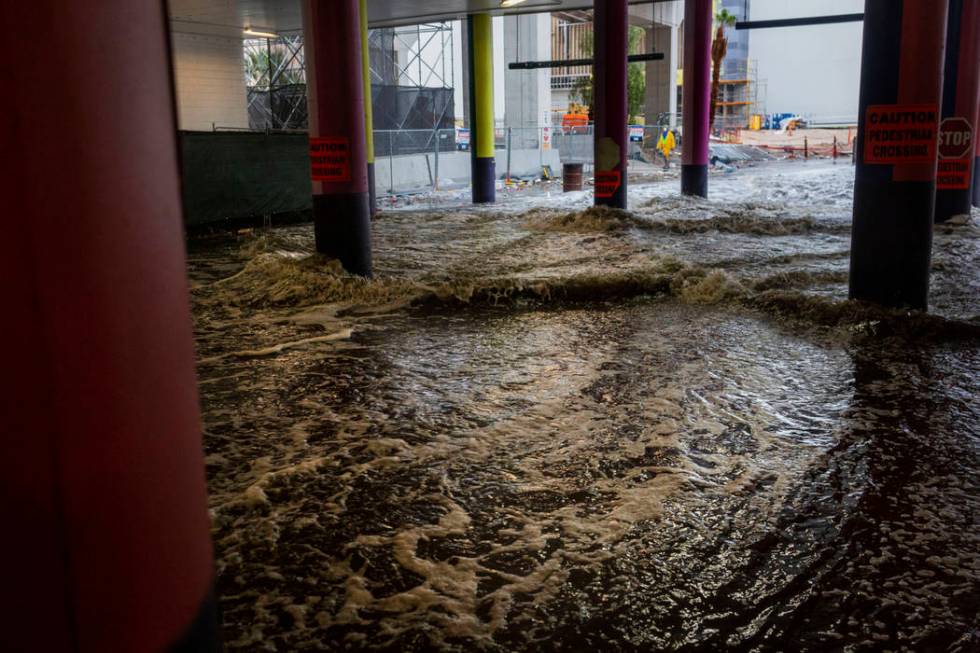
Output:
[190, 123, 703, 218]
[375, 122, 718, 197]
[553, 124, 684, 167]
[376, 126, 566, 196]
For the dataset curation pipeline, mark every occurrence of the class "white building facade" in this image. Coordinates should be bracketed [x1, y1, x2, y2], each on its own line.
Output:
[749, 0, 864, 124]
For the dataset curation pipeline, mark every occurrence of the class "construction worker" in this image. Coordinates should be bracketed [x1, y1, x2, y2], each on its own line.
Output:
[657, 127, 676, 170]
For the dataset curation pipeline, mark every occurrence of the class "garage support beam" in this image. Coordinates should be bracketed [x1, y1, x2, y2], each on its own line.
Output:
[360, 0, 377, 216]
[4, 1, 219, 650]
[593, 0, 629, 208]
[735, 14, 864, 30]
[935, 0, 980, 223]
[849, 0, 949, 310]
[975, 103, 980, 207]
[468, 14, 496, 204]
[681, 0, 712, 198]
[303, 0, 373, 276]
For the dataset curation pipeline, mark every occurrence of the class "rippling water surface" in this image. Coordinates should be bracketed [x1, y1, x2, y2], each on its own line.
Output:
[187, 161, 980, 651]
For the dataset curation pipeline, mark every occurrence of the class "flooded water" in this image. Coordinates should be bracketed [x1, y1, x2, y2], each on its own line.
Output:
[187, 161, 980, 651]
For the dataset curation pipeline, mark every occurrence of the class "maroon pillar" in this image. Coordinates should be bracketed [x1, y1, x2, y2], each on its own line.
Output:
[975, 102, 980, 207]
[682, 0, 712, 197]
[3, 1, 218, 651]
[593, 0, 629, 209]
[849, 0, 949, 310]
[303, 0, 373, 276]
[935, 0, 980, 222]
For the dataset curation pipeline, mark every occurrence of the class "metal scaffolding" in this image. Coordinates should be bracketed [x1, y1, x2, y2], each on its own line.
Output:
[242, 22, 455, 145]
[244, 33, 307, 131]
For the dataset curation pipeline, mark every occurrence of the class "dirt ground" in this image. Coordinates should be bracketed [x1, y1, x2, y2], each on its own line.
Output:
[740, 127, 856, 155]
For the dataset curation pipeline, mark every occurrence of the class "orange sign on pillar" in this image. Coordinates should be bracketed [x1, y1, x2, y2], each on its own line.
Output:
[937, 117, 974, 189]
[309, 137, 352, 182]
[863, 104, 939, 165]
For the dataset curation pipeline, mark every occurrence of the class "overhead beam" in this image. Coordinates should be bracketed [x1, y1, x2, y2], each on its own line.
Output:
[736, 13, 864, 30]
[508, 52, 663, 70]
[367, 0, 680, 29]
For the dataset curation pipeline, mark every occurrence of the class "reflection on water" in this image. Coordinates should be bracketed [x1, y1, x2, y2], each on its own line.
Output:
[188, 162, 980, 651]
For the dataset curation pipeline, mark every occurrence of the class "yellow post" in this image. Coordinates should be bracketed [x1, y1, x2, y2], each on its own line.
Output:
[359, 0, 376, 213]
[468, 14, 495, 202]
[472, 14, 495, 159]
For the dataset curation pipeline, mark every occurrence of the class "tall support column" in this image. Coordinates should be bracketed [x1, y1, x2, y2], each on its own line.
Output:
[504, 14, 552, 143]
[645, 24, 678, 128]
[936, 0, 980, 222]
[4, 1, 218, 651]
[468, 14, 496, 204]
[681, 0, 712, 197]
[594, 0, 629, 208]
[849, 0, 949, 310]
[667, 26, 680, 130]
[304, 0, 372, 276]
[975, 103, 980, 207]
[360, 0, 377, 216]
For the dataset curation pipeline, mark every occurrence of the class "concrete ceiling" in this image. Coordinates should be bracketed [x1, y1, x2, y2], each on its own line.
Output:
[168, 0, 674, 35]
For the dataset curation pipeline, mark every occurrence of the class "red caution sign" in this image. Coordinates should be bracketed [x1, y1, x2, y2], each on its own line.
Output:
[310, 137, 351, 182]
[594, 170, 621, 198]
[864, 104, 938, 164]
[937, 117, 974, 189]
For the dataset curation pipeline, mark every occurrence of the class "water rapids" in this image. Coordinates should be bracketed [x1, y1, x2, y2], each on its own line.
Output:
[187, 161, 980, 652]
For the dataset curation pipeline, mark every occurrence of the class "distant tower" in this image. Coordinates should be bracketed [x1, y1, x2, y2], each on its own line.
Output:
[718, 0, 752, 129]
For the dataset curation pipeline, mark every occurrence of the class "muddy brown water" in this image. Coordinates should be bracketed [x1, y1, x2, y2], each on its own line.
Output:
[187, 162, 980, 651]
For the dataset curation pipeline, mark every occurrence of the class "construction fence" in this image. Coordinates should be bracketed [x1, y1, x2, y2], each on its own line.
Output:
[375, 127, 562, 194]
[181, 127, 566, 227]
[183, 121, 818, 228]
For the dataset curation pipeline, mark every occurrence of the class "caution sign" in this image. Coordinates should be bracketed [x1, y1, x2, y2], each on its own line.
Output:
[864, 104, 938, 165]
[309, 137, 351, 182]
[937, 117, 974, 190]
[594, 170, 621, 198]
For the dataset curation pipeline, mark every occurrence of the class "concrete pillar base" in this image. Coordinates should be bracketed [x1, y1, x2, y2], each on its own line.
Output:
[850, 181, 934, 308]
[472, 157, 496, 203]
[681, 164, 708, 197]
[313, 193, 373, 276]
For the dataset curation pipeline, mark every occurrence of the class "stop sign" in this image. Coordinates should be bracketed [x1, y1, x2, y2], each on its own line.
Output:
[938, 117, 974, 159]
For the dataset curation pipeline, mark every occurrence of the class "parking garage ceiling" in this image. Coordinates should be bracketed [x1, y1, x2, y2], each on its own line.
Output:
[167, 0, 672, 34]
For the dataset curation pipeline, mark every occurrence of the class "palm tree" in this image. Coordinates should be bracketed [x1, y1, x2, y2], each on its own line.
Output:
[244, 41, 306, 88]
[571, 25, 648, 123]
[709, 9, 737, 130]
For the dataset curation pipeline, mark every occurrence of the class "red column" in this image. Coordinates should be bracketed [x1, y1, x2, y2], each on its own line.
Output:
[849, 0, 949, 310]
[3, 1, 218, 651]
[935, 0, 980, 222]
[593, 0, 629, 208]
[303, 0, 373, 276]
[682, 0, 712, 197]
[975, 102, 980, 207]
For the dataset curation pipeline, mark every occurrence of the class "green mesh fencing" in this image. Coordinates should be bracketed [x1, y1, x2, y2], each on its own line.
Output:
[179, 131, 311, 227]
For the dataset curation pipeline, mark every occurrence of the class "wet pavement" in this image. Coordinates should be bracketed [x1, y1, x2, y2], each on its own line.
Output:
[187, 161, 980, 651]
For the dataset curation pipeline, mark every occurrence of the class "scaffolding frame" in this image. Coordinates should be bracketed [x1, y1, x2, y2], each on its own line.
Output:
[244, 33, 307, 130]
[241, 22, 455, 138]
[368, 21, 456, 141]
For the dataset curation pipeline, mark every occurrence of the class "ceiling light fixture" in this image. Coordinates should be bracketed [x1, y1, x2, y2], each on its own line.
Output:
[500, 0, 530, 7]
[244, 26, 279, 39]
